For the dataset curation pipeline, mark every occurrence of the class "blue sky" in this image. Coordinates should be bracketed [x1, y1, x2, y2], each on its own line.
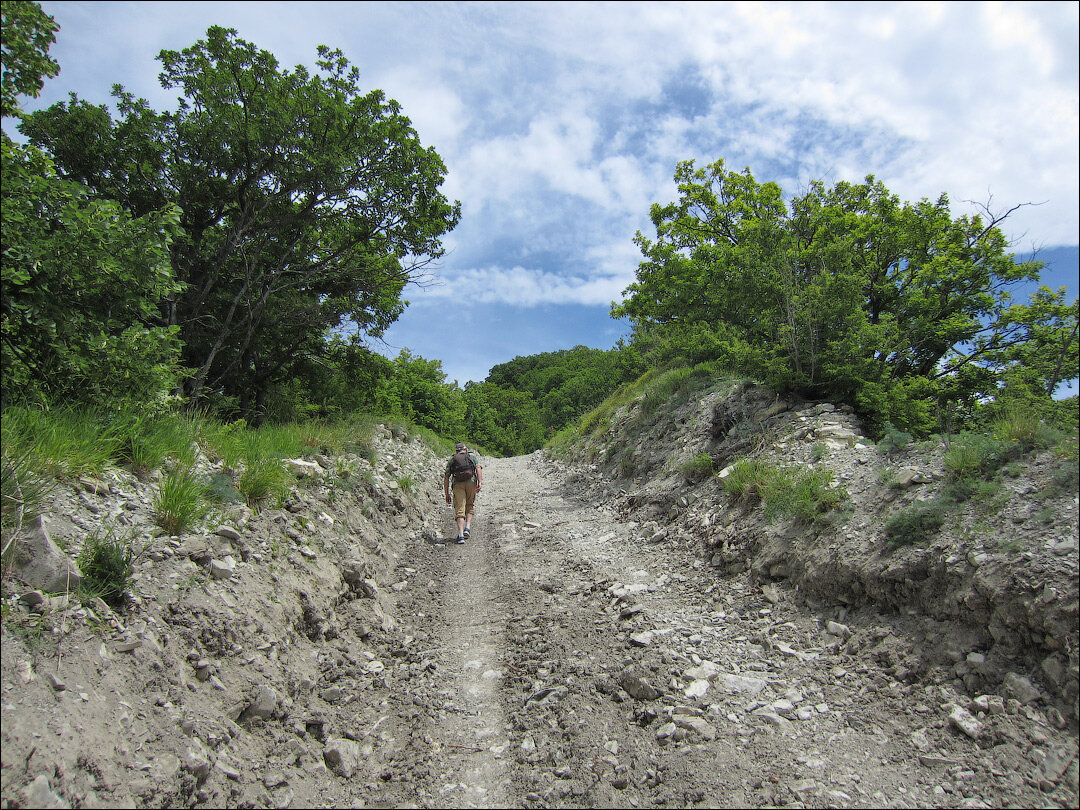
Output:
[21, 1, 1080, 387]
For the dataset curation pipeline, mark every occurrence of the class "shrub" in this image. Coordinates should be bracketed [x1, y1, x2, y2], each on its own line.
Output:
[77, 531, 136, 610]
[679, 453, 714, 483]
[396, 475, 415, 494]
[884, 500, 948, 547]
[876, 422, 913, 456]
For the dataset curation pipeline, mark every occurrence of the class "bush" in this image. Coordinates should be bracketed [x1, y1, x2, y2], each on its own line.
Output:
[884, 500, 948, 547]
[679, 453, 715, 483]
[77, 531, 135, 610]
[876, 423, 913, 456]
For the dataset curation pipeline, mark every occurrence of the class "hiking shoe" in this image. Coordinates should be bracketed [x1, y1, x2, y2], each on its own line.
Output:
[463, 528, 471, 539]
[455, 535, 466, 544]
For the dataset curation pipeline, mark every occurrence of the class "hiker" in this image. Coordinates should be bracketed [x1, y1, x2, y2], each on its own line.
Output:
[443, 442, 482, 544]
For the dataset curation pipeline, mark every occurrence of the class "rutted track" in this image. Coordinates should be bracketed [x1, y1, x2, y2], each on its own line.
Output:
[354, 453, 1077, 808]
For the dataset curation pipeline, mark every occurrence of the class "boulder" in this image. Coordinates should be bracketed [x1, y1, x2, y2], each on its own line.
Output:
[7, 516, 82, 593]
[323, 737, 361, 778]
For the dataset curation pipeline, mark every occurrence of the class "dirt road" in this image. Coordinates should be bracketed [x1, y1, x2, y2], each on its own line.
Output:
[347, 452, 1075, 808]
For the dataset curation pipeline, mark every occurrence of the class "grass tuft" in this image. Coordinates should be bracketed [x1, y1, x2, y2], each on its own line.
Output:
[154, 468, 209, 535]
[77, 530, 136, 610]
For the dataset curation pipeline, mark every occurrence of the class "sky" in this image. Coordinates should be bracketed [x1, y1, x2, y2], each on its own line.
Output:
[21, 1, 1080, 387]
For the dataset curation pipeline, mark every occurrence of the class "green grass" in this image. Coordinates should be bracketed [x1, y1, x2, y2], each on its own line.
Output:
[679, 452, 715, 483]
[765, 468, 846, 522]
[1, 406, 119, 478]
[1, 446, 54, 555]
[77, 530, 136, 610]
[884, 500, 949, 547]
[943, 434, 1013, 481]
[236, 459, 288, 508]
[113, 410, 199, 477]
[722, 458, 846, 523]
[722, 458, 775, 503]
[154, 467, 210, 535]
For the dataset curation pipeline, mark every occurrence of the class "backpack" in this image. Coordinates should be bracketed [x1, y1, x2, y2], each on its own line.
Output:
[449, 451, 476, 482]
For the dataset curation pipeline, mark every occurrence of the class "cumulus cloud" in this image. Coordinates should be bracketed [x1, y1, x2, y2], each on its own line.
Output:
[420, 264, 631, 308]
[32, 0, 1080, 316]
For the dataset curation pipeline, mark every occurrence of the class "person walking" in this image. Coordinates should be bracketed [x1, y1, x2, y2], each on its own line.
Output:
[443, 442, 482, 544]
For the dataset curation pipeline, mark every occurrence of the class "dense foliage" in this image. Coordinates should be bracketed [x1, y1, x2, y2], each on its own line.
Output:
[2, 2, 184, 408]
[19, 25, 460, 416]
[0, 0, 59, 118]
[614, 160, 1078, 435]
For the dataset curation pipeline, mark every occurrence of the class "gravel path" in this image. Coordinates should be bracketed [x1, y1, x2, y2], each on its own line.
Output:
[3, 440, 1074, 809]
[359, 452, 1077, 808]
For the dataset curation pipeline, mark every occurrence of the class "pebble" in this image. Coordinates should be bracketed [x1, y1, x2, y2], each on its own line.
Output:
[947, 705, 984, 740]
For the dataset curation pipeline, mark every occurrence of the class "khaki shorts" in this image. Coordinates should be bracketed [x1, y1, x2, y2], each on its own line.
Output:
[451, 480, 476, 520]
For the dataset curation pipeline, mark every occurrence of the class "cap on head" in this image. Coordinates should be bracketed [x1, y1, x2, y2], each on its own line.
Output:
[455, 442, 467, 451]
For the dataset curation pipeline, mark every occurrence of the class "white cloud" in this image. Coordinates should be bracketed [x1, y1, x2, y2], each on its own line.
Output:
[417, 264, 630, 308]
[32, 0, 1080, 283]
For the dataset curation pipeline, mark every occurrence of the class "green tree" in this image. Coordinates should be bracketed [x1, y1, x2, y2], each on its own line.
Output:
[614, 159, 1062, 435]
[1, 0, 59, 119]
[462, 382, 544, 456]
[375, 349, 464, 438]
[21, 27, 460, 417]
[486, 345, 635, 436]
[1, 133, 184, 407]
[2, 3, 184, 408]
[981, 289, 1079, 422]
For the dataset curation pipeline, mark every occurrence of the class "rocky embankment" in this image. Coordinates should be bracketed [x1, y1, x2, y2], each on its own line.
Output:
[559, 381, 1079, 720]
[2, 425, 446, 808]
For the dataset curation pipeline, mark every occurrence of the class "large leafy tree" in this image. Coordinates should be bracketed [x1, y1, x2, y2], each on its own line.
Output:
[2, 1, 184, 408]
[614, 159, 1076, 434]
[1, 140, 183, 406]
[21, 27, 460, 417]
